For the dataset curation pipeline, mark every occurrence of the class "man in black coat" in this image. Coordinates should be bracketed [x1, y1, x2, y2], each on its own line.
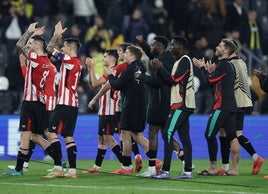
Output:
[105, 45, 148, 175]
[136, 35, 185, 177]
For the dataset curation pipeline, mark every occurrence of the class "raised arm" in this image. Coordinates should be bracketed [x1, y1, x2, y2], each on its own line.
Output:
[136, 35, 153, 60]
[47, 21, 67, 54]
[16, 22, 39, 56]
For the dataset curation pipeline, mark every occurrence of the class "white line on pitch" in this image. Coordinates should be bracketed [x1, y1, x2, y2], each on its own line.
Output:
[0, 182, 264, 194]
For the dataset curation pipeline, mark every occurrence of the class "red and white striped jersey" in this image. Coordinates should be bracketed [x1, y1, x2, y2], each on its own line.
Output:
[113, 63, 128, 112]
[112, 90, 121, 112]
[98, 63, 128, 115]
[57, 54, 83, 107]
[98, 81, 116, 116]
[44, 64, 57, 111]
[23, 52, 53, 103]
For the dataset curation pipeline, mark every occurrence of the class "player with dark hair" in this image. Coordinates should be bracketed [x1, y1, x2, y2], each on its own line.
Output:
[105, 45, 148, 174]
[218, 39, 264, 175]
[43, 22, 83, 179]
[86, 43, 143, 173]
[3, 23, 55, 176]
[82, 49, 123, 174]
[193, 39, 240, 176]
[136, 35, 185, 177]
[151, 35, 196, 179]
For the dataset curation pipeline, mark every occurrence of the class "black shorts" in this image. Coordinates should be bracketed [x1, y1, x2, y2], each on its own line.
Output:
[235, 111, 245, 131]
[120, 107, 146, 133]
[205, 109, 236, 141]
[41, 110, 53, 131]
[114, 112, 121, 133]
[147, 106, 169, 127]
[19, 101, 46, 135]
[98, 115, 116, 136]
[48, 105, 78, 137]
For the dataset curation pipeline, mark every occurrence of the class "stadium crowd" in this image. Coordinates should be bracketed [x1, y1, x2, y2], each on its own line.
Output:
[0, 0, 268, 115]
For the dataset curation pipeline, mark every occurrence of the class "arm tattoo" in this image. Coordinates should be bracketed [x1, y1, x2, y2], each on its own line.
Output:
[19, 46, 30, 57]
[47, 35, 61, 54]
[16, 31, 32, 50]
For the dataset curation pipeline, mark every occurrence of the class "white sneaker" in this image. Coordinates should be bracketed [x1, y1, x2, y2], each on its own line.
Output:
[8, 165, 28, 172]
[43, 167, 64, 178]
[137, 169, 156, 177]
[64, 169, 78, 178]
[47, 159, 67, 172]
[173, 172, 193, 179]
[8, 165, 15, 169]
[47, 168, 66, 172]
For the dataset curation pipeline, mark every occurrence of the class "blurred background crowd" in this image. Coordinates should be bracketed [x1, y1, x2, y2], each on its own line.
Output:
[0, 0, 267, 115]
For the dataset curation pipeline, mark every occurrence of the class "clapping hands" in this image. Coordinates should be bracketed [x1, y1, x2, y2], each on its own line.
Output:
[150, 59, 163, 69]
[104, 67, 116, 76]
[85, 57, 96, 70]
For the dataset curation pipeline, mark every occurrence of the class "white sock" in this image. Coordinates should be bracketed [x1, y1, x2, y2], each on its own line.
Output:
[252, 153, 258, 161]
[54, 165, 63, 170]
[23, 162, 29, 168]
[222, 164, 229, 171]
[184, 171, 191, 175]
[93, 164, 101, 169]
[148, 166, 156, 172]
[68, 168, 76, 174]
[123, 166, 133, 170]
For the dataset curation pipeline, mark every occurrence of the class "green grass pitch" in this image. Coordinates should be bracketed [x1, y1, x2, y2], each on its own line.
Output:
[0, 159, 268, 194]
